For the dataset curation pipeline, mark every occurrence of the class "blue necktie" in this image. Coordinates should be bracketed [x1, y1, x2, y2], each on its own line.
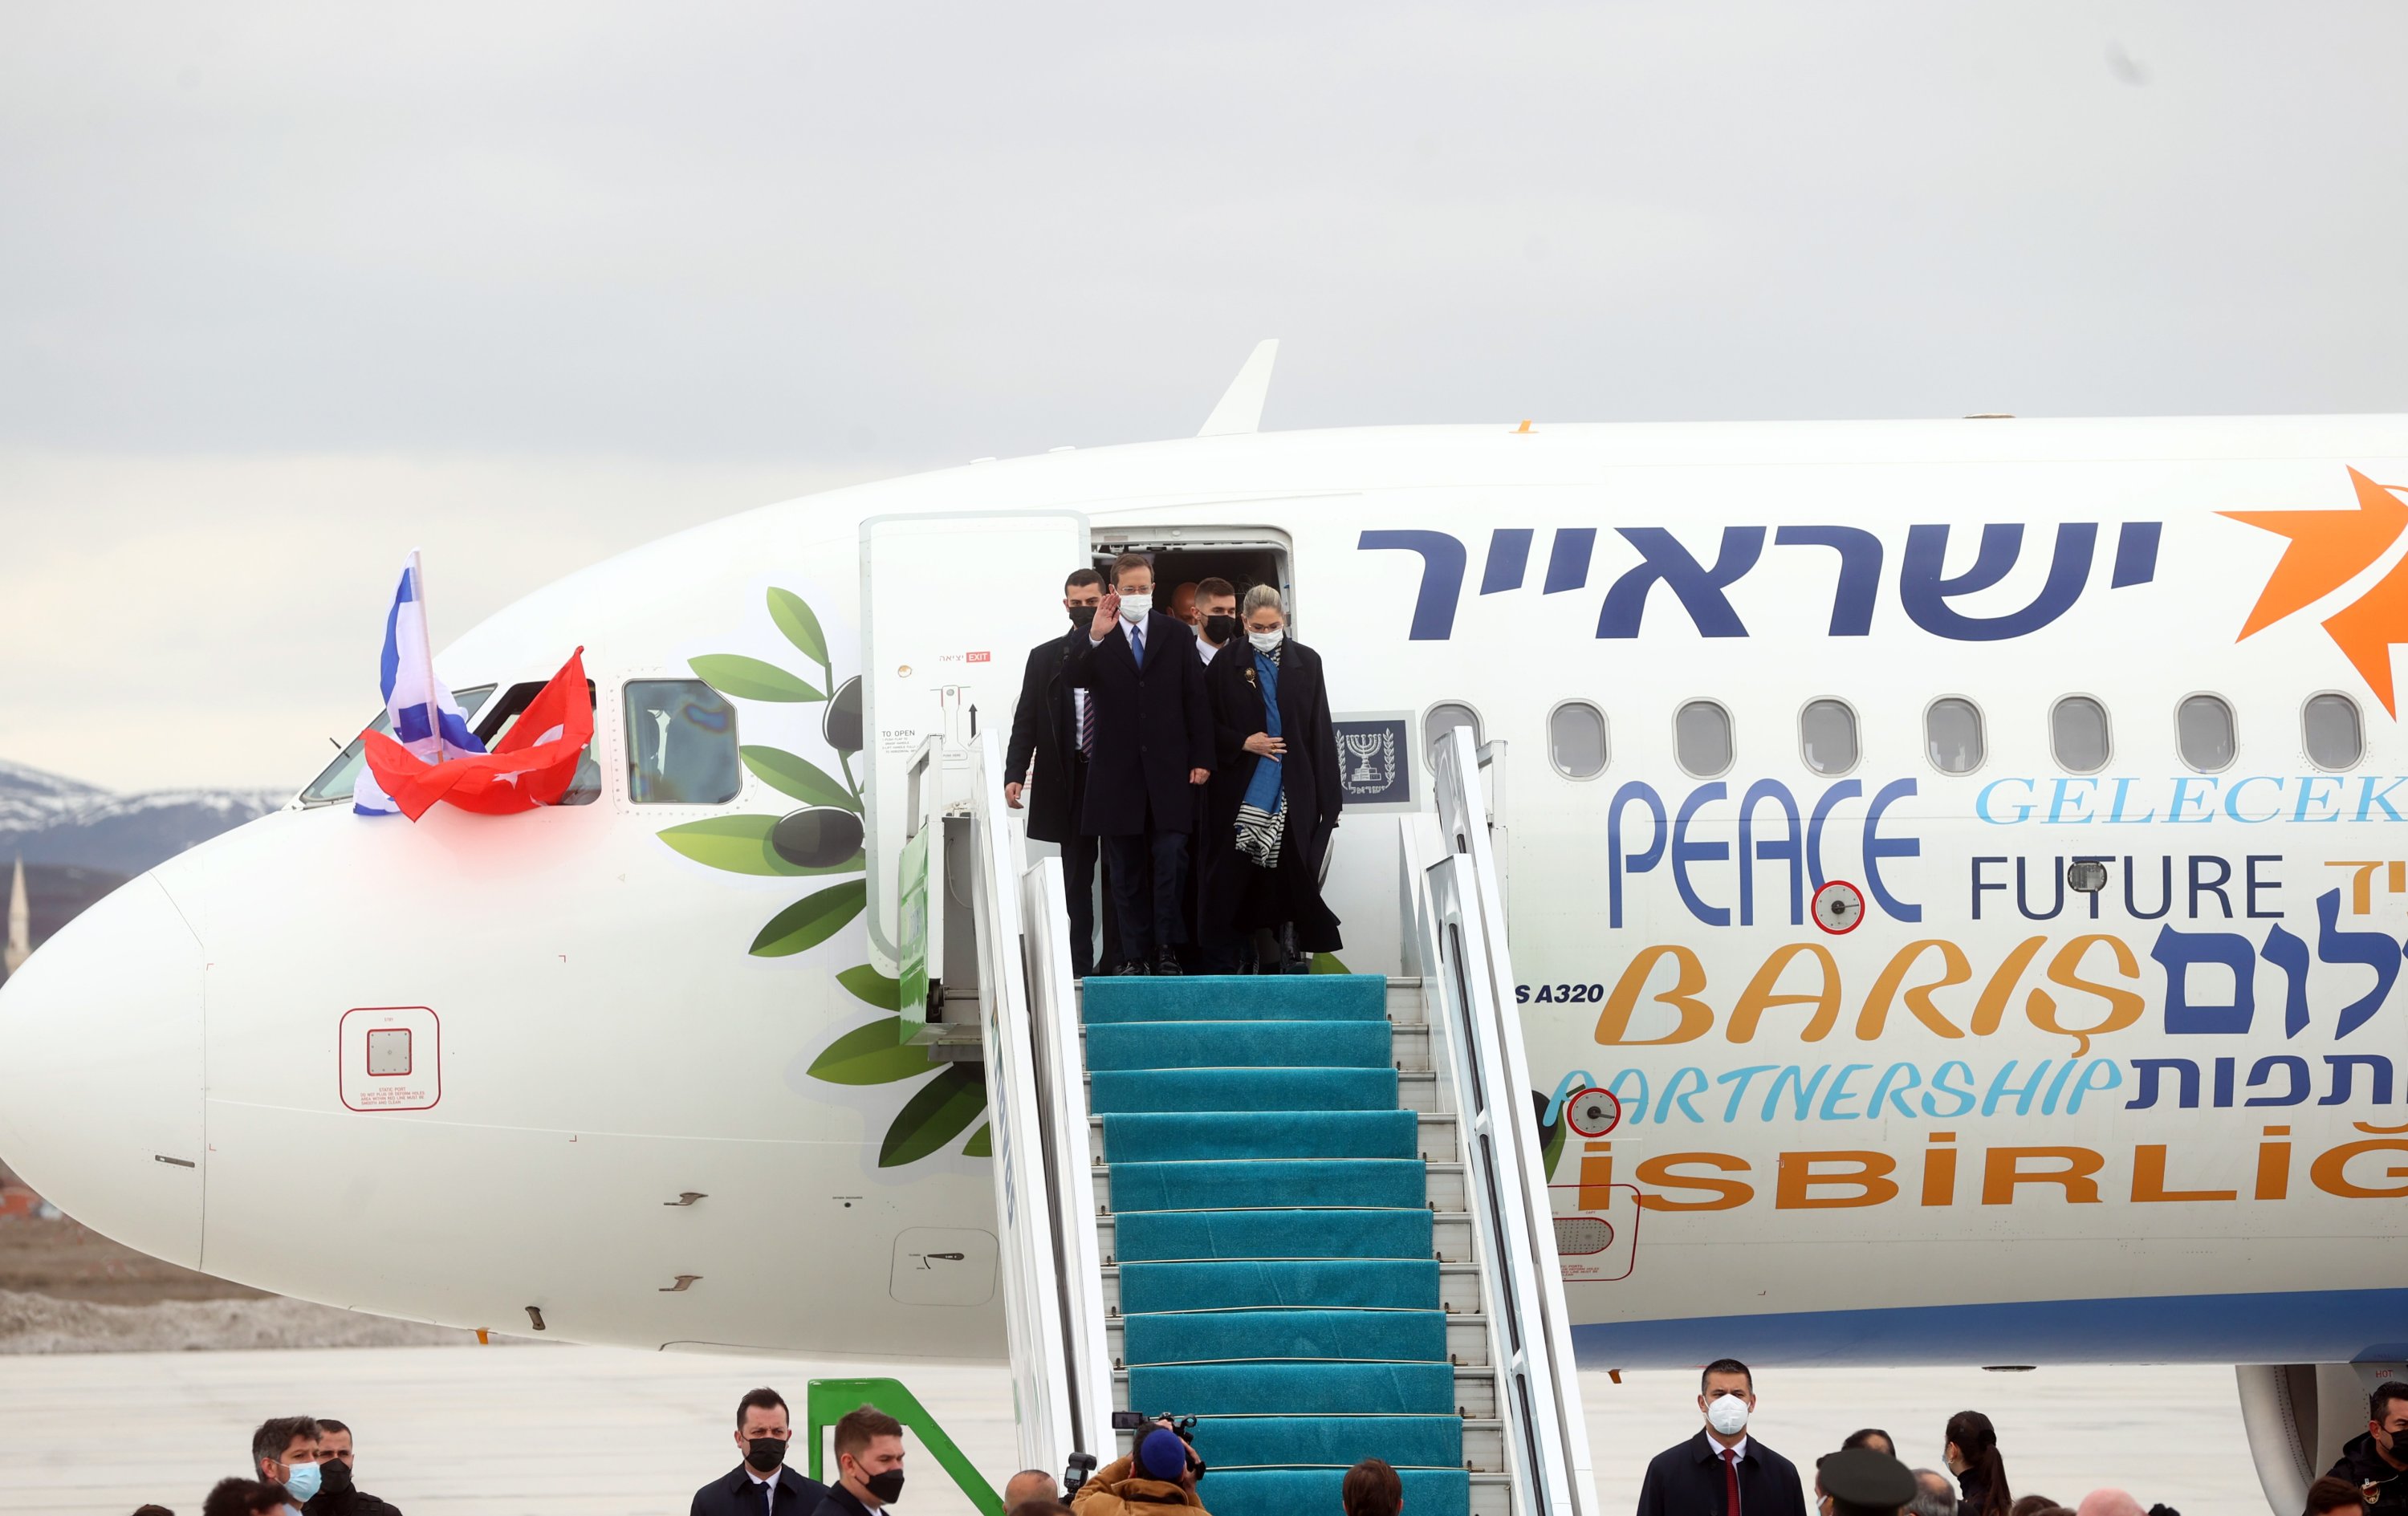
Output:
[1129, 621, 1144, 667]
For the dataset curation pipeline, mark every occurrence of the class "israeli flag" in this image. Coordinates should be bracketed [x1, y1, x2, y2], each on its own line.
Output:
[355, 551, 487, 816]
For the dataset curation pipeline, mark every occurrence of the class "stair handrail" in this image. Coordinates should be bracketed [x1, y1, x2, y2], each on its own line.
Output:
[959, 734, 1112, 1474]
[1426, 726, 1599, 1516]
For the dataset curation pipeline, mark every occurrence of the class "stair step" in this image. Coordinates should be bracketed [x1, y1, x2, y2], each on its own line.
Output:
[1102, 1259, 1477, 1315]
[1115, 1362, 1499, 1417]
[1108, 1307, 1490, 1368]
[1082, 973, 1390, 1024]
[1087, 1067, 1442, 1112]
[1093, 1111, 1461, 1164]
[1100, 1209, 1475, 1265]
[1097, 1160, 1466, 1214]
[1084, 1019, 1405, 1071]
[1186, 1467, 1502, 1516]
[1111, 1416, 1509, 1480]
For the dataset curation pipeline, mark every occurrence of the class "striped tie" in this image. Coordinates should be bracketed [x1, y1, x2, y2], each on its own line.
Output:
[1079, 692, 1095, 757]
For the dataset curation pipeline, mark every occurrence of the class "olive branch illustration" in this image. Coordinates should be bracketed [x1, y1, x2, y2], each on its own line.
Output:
[657, 586, 989, 1166]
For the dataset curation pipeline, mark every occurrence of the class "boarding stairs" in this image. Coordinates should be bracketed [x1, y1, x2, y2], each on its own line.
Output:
[907, 727, 1595, 1516]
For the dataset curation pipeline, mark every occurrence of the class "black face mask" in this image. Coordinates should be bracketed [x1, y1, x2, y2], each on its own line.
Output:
[1202, 615, 1239, 644]
[1068, 606, 1093, 627]
[864, 1469, 906, 1503]
[746, 1438, 789, 1473]
[314, 1457, 355, 1499]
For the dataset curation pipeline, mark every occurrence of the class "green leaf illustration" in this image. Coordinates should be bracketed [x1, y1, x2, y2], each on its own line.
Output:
[767, 587, 830, 668]
[1310, 952, 1352, 974]
[880, 1066, 987, 1167]
[657, 815, 862, 877]
[963, 1123, 992, 1158]
[837, 964, 905, 1011]
[691, 653, 824, 703]
[1541, 1108, 1567, 1180]
[807, 1017, 938, 1085]
[741, 746, 860, 811]
[750, 879, 868, 957]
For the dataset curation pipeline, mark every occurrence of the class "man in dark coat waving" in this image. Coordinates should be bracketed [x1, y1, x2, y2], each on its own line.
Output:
[1634, 1358, 1808, 1516]
[1065, 551, 1212, 975]
[1004, 566, 1107, 978]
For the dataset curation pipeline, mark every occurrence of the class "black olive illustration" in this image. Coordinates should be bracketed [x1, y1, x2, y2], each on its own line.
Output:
[824, 676, 864, 754]
[772, 806, 864, 869]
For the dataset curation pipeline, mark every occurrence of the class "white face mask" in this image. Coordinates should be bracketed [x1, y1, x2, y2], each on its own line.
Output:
[1706, 1394, 1750, 1437]
[1118, 591, 1151, 622]
[1248, 628, 1283, 652]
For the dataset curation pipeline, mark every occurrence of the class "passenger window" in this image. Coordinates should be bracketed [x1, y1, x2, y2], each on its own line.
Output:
[300, 685, 496, 807]
[1675, 700, 1733, 778]
[626, 680, 741, 804]
[2304, 693, 2363, 770]
[1547, 701, 1608, 779]
[2051, 696, 2110, 774]
[1426, 701, 1483, 761]
[2176, 695, 2235, 772]
[1925, 697, 1984, 774]
[1800, 699, 1857, 775]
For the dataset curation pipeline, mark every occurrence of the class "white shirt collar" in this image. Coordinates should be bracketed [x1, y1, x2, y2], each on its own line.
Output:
[1710, 1432, 1748, 1463]
[1198, 639, 1220, 662]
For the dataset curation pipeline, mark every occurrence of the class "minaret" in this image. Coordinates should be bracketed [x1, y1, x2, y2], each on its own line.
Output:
[3, 857, 28, 976]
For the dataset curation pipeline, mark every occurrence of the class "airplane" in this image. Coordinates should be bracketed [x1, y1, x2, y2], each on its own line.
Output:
[2, 340, 2404, 1516]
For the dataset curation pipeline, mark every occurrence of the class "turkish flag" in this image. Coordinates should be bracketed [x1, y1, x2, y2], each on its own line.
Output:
[362, 648, 594, 820]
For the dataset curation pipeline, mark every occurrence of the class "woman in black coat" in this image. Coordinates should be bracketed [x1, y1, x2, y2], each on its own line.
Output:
[1198, 584, 1343, 969]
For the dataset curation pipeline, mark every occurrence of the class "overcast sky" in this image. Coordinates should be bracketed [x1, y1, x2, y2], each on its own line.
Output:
[5, 2, 2406, 791]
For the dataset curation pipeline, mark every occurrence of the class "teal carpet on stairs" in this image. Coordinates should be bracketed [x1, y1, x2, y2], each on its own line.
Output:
[1088, 972, 1471, 1516]
[1101, 1110, 1418, 1163]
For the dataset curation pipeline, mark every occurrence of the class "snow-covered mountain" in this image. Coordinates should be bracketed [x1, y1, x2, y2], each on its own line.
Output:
[0, 759, 287, 876]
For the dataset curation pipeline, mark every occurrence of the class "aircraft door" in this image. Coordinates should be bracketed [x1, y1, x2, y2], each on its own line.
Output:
[860, 510, 1088, 946]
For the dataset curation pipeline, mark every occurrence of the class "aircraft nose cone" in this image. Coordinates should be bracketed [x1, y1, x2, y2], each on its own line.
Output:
[0, 874, 205, 1266]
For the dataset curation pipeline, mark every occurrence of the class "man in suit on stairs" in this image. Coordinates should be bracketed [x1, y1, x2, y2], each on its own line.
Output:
[691, 1387, 829, 1516]
[1006, 566, 1108, 978]
[1634, 1358, 1808, 1516]
[1066, 551, 1213, 976]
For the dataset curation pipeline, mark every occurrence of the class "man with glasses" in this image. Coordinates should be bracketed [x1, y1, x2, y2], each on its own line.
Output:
[693, 1387, 830, 1516]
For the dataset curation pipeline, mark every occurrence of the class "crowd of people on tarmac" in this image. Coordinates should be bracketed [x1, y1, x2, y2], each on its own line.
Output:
[1005, 554, 1344, 978]
[106, 1370, 2408, 1514]
[1629, 1360, 2408, 1516]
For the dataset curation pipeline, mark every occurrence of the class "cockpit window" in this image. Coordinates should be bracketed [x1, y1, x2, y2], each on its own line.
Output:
[479, 679, 603, 806]
[625, 680, 741, 804]
[300, 685, 496, 807]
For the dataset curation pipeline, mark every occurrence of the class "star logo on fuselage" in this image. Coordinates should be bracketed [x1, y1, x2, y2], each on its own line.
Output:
[2224, 467, 2408, 715]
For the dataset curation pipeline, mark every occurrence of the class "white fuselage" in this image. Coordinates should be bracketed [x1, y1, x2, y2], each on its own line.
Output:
[2, 414, 2404, 1368]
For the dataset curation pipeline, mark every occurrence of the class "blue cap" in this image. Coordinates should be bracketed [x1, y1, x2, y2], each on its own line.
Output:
[1136, 1429, 1190, 1481]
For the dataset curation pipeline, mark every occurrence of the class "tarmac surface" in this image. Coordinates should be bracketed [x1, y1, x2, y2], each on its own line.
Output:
[0, 1345, 2275, 1515]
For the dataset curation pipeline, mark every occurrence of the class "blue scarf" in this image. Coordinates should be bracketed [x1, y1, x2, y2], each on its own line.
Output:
[1235, 644, 1287, 866]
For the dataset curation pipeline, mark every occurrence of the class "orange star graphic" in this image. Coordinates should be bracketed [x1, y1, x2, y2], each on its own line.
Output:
[2323, 552, 2408, 717]
[2222, 467, 2408, 638]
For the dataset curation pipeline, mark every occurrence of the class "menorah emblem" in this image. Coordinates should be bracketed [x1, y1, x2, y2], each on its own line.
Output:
[1345, 730, 1391, 786]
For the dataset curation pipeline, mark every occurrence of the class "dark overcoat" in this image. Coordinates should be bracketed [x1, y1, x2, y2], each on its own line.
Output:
[1198, 636, 1343, 953]
[1062, 611, 1214, 835]
[690, 1465, 831, 1516]
[1633, 1431, 1808, 1516]
[1002, 627, 1084, 846]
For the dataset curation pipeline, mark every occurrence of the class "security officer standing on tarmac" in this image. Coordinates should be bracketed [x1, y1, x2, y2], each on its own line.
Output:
[1066, 551, 1212, 976]
[1005, 567, 1108, 979]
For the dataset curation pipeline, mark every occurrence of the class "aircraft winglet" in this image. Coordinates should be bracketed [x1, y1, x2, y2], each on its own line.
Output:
[1198, 338, 1279, 437]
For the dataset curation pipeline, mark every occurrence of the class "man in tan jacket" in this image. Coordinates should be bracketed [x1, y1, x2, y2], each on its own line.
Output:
[1070, 1425, 1206, 1516]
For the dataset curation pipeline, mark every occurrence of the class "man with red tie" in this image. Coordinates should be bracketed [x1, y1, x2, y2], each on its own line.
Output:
[1634, 1358, 1808, 1516]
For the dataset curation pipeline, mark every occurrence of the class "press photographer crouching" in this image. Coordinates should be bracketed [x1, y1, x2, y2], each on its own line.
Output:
[1070, 1419, 1207, 1516]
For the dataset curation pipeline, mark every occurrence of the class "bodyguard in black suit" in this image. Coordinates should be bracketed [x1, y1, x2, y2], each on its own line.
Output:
[1633, 1359, 1808, 1516]
[1004, 567, 1107, 978]
[692, 1388, 830, 1516]
[1064, 552, 1213, 975]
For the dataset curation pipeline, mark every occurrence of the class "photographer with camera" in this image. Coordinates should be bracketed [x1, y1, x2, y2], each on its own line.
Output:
[1070, 1418, 1207, 1516]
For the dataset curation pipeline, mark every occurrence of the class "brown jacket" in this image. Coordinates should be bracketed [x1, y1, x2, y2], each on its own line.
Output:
[1069, 1457, 1206, 1516]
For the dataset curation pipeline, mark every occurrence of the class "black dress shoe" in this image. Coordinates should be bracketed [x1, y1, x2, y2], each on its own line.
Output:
[1114, 960, 1152, 976]
[1153, 948, 1185, 976]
